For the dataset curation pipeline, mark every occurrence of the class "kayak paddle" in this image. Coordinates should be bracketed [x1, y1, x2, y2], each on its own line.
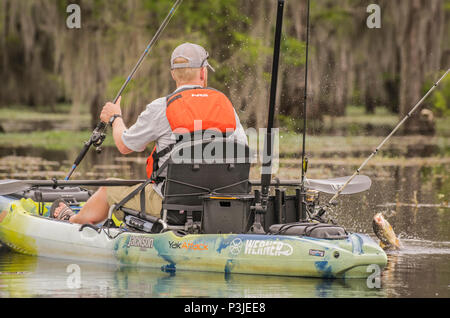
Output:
[303, 175, 371, 195]
[0, 175, 372, 197]
[0, 179, 144, 196]
[248, 175, 372, 195]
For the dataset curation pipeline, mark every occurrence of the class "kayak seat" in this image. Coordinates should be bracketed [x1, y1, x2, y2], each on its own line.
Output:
[161, 137, 252, 229]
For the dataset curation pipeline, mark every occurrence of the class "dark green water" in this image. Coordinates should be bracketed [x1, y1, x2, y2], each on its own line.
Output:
[0, 148, 449, 298]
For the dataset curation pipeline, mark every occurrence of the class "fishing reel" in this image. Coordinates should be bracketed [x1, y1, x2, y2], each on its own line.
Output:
[303, 189, 337, 224]
[305, 189, 320, 210]
[90, 122, 107, 153]
[311, 205, 333, 223]
[304, 189, 323, 221]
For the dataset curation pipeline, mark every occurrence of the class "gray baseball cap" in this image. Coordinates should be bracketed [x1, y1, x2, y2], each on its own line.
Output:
[170, 43, 215, 72]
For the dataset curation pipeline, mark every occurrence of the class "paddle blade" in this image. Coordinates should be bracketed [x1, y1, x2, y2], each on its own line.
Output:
[304, 175, 372, 195]
[0, 180, 30, 196]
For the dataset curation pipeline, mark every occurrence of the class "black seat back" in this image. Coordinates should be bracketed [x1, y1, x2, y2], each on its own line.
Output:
[162, 137, 251, 224]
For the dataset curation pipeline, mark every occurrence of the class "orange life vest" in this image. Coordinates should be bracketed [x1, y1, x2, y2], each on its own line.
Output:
[146, 87, 237, 180]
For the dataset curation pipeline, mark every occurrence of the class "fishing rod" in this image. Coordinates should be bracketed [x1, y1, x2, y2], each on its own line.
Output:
[328, 68, 450, 205]
[298, 0, 311, 221]
[65, 0, 183, 180]
[260, 0, 284, 205]
[300, 0, 310, 184]
[249, 0, 285, 234]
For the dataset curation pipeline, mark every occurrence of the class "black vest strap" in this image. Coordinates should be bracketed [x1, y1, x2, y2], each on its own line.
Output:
[152, 143, 175, 160]
[150, 143, 176, 183]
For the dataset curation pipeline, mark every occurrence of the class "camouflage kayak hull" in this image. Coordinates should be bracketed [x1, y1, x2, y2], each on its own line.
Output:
[0, 196, 387, 279]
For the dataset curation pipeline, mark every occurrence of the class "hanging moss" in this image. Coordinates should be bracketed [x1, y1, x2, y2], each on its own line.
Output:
[0, 0, 448, 133]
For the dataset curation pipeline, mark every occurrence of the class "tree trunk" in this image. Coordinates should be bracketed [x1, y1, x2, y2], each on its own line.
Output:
[396, 0, 443, 134]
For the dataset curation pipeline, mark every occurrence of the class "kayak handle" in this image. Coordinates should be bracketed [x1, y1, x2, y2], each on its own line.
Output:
[79, 223, 101, 234]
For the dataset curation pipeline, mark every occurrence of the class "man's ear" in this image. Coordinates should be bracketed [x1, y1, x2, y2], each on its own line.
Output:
[170, 70, 176, 81]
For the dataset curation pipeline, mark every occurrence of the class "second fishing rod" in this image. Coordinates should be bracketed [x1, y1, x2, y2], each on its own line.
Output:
[65, 0, 183, 180]
[328, 68, 450, 206]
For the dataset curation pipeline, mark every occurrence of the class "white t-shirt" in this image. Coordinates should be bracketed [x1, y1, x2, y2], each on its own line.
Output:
[121, 85, 248, 197]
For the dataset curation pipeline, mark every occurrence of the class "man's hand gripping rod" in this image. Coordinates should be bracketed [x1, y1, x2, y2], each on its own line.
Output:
[328, 69, 450, 205]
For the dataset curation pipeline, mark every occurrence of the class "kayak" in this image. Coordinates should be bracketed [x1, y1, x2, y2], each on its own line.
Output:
[0, 194, 387, 279]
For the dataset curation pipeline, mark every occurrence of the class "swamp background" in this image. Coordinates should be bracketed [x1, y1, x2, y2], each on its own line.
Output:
[0, 0, 449, 298]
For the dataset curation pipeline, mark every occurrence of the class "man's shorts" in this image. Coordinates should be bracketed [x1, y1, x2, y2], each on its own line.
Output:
[106, 180, 163, 223]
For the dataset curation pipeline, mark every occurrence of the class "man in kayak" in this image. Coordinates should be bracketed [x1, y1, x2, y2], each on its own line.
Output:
[51, 42, 248, 225]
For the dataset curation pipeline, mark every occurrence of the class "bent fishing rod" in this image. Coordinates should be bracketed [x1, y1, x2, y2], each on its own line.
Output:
[65, 0, 183, 180]
[328, 68, 450, 205]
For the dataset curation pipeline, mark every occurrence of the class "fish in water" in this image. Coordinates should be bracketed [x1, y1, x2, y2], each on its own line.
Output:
[372, 212, 401, 250]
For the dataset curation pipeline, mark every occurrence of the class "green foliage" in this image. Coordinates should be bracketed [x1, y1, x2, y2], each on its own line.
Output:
[106, 76, 132, 101]
[0, 105, 85, 120]
[311, 0, 353, 31]
[445, 0, 450, 11]
[1, 0, 448, 127]
[139, 0, 255, 94]
[425, 71, 450, 117]
[143, 0, 247, 45]
[0, 130, 113, 151]
[278, 114, 303, 132]
[281, 36, 306, 67]
[232, 31, 271, 64]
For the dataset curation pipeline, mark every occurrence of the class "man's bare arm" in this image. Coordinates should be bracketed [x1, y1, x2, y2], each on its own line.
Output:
[111, 118, 133, 155]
